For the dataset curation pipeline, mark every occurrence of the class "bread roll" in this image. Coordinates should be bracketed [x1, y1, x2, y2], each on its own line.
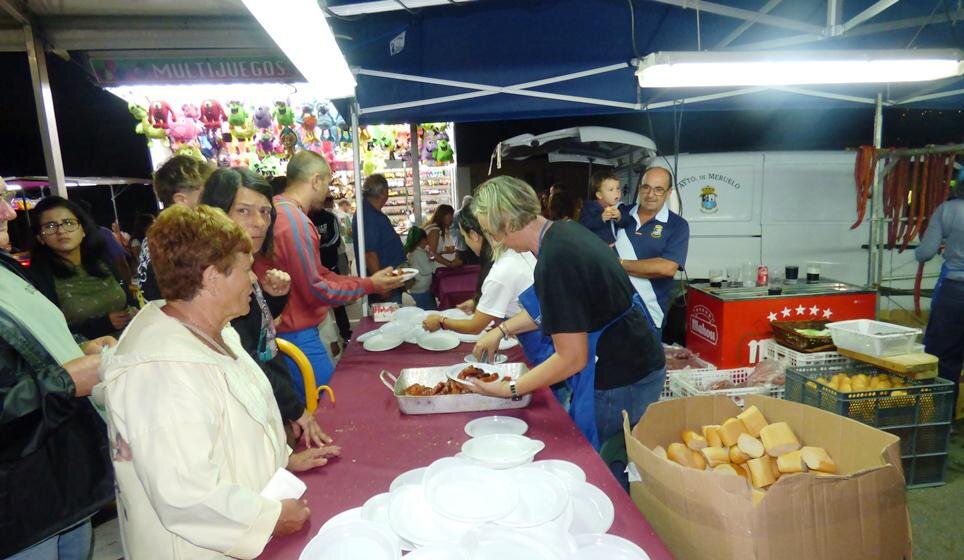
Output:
[718, 417, 749, 447]
[729, 444, 751, 465]
[682, 430, 708, 450]
[702, 425, 724, 448]
[747, 457, 776, 488]
[701, 446, 730, 467]
[737, 405, 769, 437]
[759, 422, 801, 457]
[652, 445, 668, 460]
[737, 433, 766, 459]
[801, 446, 837, 473]
[776, 450, 807, 474]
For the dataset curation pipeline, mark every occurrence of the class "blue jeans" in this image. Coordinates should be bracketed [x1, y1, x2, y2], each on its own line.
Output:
[410, 290, 438, 310]
[7, 520, 92, 560]
[279, 328, 335, 399]
[594, 367, 667, 446]
[925, 279, 964, 408]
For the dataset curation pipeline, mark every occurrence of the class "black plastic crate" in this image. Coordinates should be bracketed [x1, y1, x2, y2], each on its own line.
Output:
[902, 453, 949, 488]
[785, 364, 955, 428]
[882, 423, 952, 456]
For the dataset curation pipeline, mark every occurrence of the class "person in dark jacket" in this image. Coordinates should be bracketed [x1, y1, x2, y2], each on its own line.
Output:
[0, 178, 115, 559]
[29, 196, 138, 340]
[200, 167, 330, 448]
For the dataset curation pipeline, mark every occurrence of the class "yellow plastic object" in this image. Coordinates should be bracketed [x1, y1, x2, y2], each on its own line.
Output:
[275, 338, 335, 413]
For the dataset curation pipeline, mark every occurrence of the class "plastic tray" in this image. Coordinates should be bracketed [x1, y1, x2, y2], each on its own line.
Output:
[761, 339, 849, 368]
[827, 319, 921, 358]
[668, 366, 784, 408]
[662, 344, 716, 400]
[784, 363, 955, 428]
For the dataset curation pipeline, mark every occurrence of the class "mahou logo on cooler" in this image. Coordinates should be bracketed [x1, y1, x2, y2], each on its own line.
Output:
[690, 304, 718, 345]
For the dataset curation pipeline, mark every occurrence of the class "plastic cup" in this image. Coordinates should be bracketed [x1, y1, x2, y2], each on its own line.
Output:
[785, 265, 799, 284]
[709, 269, 724, 288]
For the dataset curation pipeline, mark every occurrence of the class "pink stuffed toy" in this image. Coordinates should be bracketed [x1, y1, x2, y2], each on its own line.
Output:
[168, 104, 199, 147]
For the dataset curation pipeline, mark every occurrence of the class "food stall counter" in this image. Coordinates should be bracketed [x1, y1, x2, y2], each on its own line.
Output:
[685, 279, 876, 369]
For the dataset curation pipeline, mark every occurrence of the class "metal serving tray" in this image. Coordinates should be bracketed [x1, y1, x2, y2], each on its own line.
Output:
[379, 362, 531, 415]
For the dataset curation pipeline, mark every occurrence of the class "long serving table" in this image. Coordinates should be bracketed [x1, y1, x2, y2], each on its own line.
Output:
[260, 317, 672, 559]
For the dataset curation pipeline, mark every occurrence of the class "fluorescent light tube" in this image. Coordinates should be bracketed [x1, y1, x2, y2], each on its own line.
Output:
[636, 49, 964, 88]
[241, 0, 356, 99]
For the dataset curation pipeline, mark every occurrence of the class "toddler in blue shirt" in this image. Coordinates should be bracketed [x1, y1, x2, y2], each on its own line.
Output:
[578, 170, 631, 246]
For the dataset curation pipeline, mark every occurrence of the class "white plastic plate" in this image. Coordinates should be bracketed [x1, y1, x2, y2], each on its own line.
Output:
[423, 463, 519, 523]
[495, 468, 569, 527]
[393, 306, 427, 324]
[417, 331, 461, 352]
[464, 415, 528, 438]
[403, 544, 470, 559]
[464, 352, 508, 365]
[568, 482, 615, 536]
[573, 534, 650, 560]
[393, 267, 419, 282]
[525, 460, 587, 490]
[361, 493, 414, 552]
[460, 525, 563, 560]
[364, 334, 404, 352]
[387, 484, 473, 547]
[388, 467, 426, 493]
[318, 507, 363, 532]
[461, 434, 545, 466]
[300, 519, 400, 560]
[445, 363, 511, 388]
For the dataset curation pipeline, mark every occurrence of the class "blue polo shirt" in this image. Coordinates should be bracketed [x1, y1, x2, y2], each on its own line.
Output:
[352, 198, 406, 271]
[619, 203, 690, 315]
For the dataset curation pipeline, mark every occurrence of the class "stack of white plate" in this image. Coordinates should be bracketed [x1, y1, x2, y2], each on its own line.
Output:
[299, 418, 649, 560]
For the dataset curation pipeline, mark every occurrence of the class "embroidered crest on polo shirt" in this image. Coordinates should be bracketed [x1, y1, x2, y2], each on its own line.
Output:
[651, 224, 663, 239]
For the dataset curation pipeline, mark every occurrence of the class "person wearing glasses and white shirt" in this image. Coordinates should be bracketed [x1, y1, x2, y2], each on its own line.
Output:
[614, 167, 690, 342]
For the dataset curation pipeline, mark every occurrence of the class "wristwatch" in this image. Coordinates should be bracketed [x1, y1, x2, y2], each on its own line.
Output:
[509, 380, 521, 401]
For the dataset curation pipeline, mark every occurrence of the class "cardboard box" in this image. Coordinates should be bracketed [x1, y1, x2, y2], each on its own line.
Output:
[624, 395, 911, 560]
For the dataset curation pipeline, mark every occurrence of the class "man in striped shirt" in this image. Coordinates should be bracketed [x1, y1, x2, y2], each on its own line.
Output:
[255, 151, 403, 395]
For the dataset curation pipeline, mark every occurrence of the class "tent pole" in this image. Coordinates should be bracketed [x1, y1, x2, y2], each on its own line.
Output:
[23, 22, 66, 198]
[410, 123, 422, 225]
[351, 99, 368, 317]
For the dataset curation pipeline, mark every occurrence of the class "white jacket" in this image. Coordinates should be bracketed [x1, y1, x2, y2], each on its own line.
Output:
[100, 303, 288, 559]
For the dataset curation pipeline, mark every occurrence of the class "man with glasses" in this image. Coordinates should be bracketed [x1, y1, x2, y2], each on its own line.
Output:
[614, 167, 690, 341]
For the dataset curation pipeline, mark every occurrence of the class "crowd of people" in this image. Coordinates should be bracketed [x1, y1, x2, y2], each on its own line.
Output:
[0, 153, 694, 559]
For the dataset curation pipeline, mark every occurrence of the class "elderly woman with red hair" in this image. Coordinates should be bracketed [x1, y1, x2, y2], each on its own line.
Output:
[100, 205, 335, 560]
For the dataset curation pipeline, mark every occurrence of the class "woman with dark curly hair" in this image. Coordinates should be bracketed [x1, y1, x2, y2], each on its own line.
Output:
[422, 203, 461, 267]
[29, 196, 137, 339]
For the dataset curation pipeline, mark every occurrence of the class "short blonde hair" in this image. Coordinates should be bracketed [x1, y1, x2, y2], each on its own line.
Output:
[148, 205, 252, 301]
[472, 176, 541, 236]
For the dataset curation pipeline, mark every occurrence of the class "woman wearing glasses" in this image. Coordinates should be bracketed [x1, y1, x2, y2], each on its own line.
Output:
[29, 196, 137, 339]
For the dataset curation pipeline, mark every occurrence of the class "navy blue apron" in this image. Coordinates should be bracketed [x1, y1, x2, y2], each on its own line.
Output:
[532, 220, 646, 449]
[924, 262, 960, 347]
[517, 284, 556, 366]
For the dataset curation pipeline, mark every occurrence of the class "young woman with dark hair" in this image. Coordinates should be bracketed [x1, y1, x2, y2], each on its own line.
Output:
[422, 203, 461, 266]
[29, 196, 137, 339]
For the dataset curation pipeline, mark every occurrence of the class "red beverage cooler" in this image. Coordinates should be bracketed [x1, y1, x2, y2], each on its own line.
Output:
[685, 280, 877, 369]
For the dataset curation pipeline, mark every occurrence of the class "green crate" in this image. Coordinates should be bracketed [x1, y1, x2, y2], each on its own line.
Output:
[902, 453, 949, 488]
[785, 363, 955, 428]
[883, 423, 951, 456]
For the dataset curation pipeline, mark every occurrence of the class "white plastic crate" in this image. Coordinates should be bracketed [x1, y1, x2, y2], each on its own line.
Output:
[662, 344, 716, 401]
[761, 339, 849, 368]
[827, 319, 921, 358]
[668, 367, 784, 407]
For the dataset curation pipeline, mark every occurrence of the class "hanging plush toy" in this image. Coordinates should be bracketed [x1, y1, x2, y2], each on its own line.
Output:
[253, 106, 273, 130]
[200, 99, 227, 132]
[273, 101, 295, 130]
[253, 154, 283, 178]
[175, 143, 205, 161]
[168, 104, 199, 148]
[337, 122, 352, 148]
[227, 101, 255, 151]
[300, 105, 319, 145]
[279, 126, 299, 160]
[257, 130, 275, 157]
[321, 139, 335, 165]
[317, 103, 335, 132]
[420, 128, 437, 163]
[129, 103, 169, 145]
[394, 129, 411, 163]
[433, 138, 454, 164]
[148, 101, 176, 129]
